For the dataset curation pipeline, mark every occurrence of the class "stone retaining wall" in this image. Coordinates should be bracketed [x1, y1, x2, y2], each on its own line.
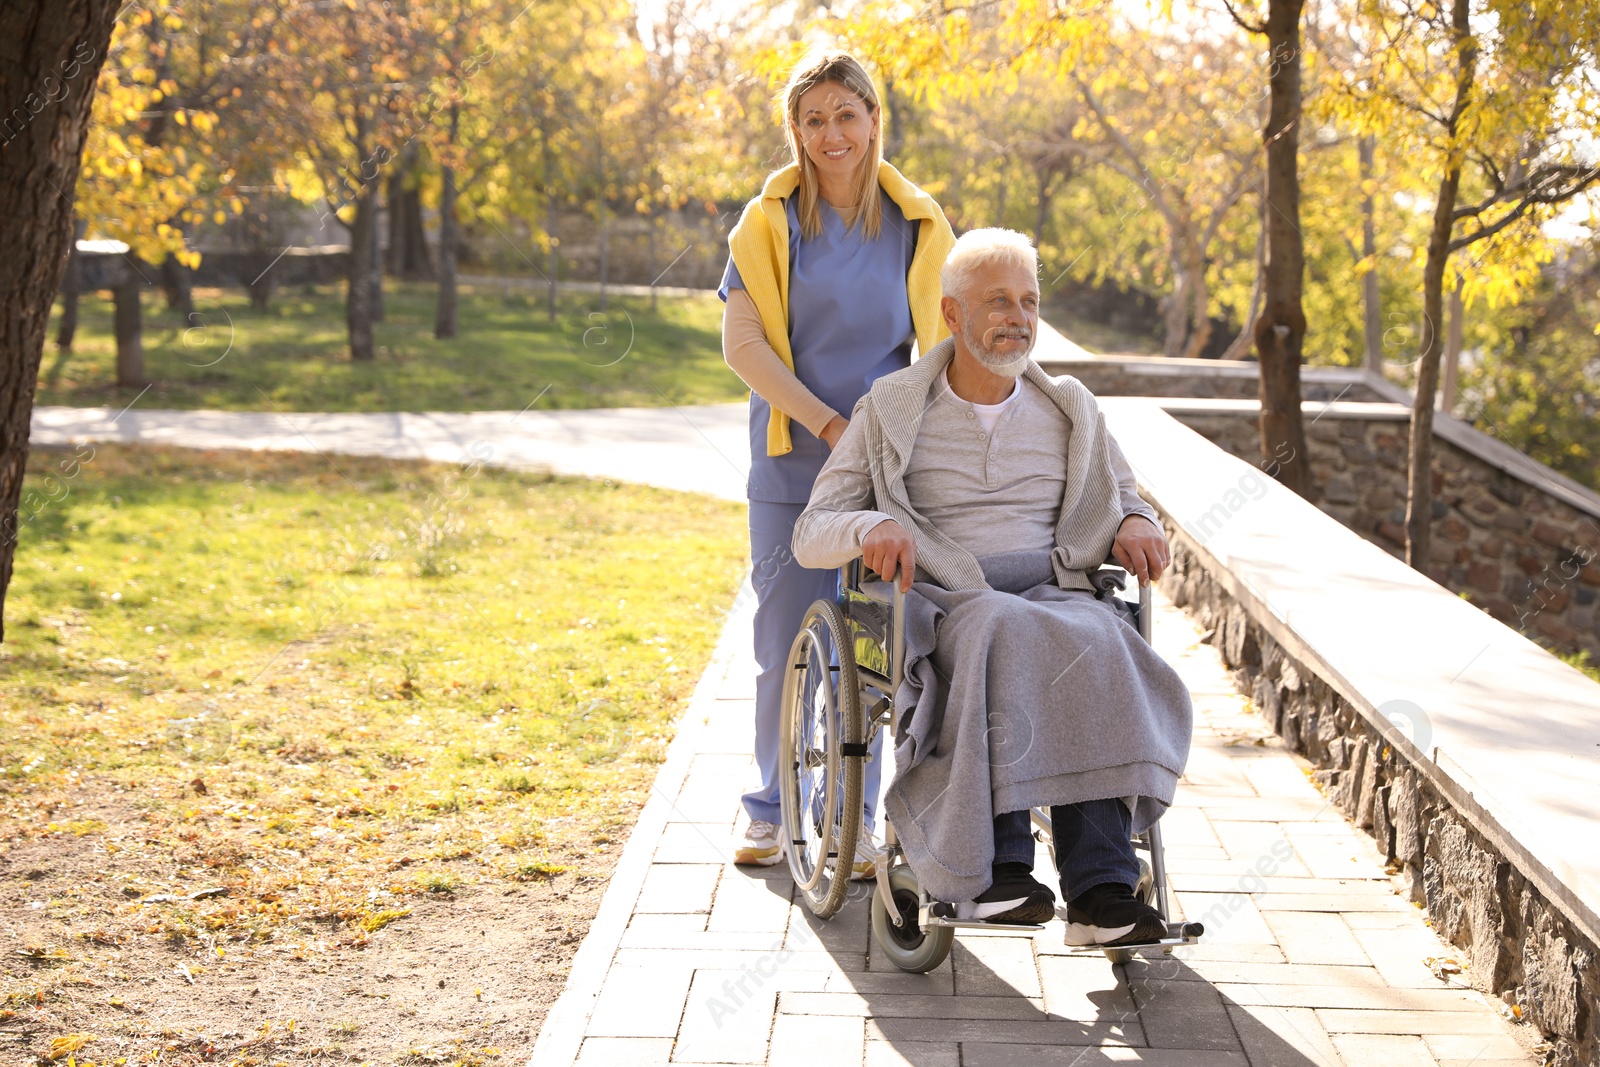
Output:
[1037, 357, 1392, 403]
[1163, 524, 1600, 1067]
[1176, 411, 1600, 663]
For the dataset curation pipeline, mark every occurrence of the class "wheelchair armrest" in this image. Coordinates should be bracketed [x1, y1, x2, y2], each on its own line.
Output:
[840, 558, 907, 693]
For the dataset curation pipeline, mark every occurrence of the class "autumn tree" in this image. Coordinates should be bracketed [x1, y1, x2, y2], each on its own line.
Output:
[72, 2, 234, 386]
[1070, 39, 1264, 362]
[0, 0, 123, 638]
[1222, 0, 1316, 497]
[1457, 243, 1600, 492]
[839, 5, 1279, 368]
[271, 1, 431, 361]
[1333, 0, 1600, 569]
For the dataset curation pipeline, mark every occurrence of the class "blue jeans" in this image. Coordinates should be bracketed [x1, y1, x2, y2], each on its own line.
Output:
[745, 500, 884, 829]
[993, 800, 1140, 901]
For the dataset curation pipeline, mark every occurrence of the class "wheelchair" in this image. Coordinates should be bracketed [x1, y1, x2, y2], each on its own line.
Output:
[778, 556, 1204, 972]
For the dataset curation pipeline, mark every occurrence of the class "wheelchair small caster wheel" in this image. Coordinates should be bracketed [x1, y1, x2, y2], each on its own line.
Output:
[870, 865, 953, 974]
[1103, 946, 1135, 965]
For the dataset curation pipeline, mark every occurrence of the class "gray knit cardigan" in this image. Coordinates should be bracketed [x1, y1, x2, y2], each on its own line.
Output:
[791, 337, 1157, 592]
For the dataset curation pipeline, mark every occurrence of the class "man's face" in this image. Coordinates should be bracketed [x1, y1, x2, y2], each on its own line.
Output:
[946, 260, 1040, 376]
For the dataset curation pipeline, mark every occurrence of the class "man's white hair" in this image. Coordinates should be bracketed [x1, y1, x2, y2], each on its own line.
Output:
[940, 227, 1038, 302]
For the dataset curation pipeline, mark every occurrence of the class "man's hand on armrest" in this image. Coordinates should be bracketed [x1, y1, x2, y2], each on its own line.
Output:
[862, 519, 917, 593]
[1112, 514, 1169, 587]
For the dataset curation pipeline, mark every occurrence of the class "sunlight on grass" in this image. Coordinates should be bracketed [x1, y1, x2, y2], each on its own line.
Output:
[0, 444, 746, 958]
[38, 282, 744, 413]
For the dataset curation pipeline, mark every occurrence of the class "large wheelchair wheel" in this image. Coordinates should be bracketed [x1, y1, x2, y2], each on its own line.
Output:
[871, 864, 954, 973]
[779, 599, 864, 919]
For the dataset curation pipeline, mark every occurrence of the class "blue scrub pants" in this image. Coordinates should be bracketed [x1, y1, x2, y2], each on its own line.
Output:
[745, 500, 884, 830]
[993, 801, 1140, 902]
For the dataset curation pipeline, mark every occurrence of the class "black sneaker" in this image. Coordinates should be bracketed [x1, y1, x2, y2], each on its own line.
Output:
[1062, 882, 1167, 947]
[955, 862, 1055, 924]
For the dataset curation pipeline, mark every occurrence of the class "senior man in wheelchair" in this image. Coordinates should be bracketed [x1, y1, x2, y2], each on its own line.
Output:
[790, 227, 1193, 948]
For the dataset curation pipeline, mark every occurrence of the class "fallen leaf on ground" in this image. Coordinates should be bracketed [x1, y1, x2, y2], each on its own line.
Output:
[47, 1033, 94, 1061]
[1425, 956, 1463, 982]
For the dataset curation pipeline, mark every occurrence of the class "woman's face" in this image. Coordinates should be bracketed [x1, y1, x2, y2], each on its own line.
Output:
[791, 80, 876, 186]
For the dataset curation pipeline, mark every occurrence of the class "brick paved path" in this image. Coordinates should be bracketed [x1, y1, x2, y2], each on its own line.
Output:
[532, 583, 1539, 1067]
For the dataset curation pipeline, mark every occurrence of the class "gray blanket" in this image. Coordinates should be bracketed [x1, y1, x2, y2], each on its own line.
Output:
[880, 550, 1194, 903]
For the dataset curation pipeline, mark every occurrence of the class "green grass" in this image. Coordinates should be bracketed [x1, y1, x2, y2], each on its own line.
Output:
[1560, 649, 1600, 684]
[0, 444, 746, 944]
[38, 282, 747, 412]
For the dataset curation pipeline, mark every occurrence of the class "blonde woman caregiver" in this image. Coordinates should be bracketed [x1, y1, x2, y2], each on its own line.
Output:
[719, 50, 955, 870]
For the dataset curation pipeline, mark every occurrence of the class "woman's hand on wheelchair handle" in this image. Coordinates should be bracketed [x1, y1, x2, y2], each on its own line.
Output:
[862, 519, 917, 592]
[1113, 514, 1169, 587]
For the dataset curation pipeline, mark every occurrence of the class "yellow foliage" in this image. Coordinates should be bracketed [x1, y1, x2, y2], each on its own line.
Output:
[75, 8, 234, 264]
[48, 1034, 94, 1061]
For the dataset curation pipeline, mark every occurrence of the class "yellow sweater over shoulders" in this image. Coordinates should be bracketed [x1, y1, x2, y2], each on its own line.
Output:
[726, 161, 956, 458]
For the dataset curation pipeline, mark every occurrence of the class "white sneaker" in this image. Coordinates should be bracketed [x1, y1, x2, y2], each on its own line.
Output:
[735, 820, 785, 867]
[845, 834, 879, 882]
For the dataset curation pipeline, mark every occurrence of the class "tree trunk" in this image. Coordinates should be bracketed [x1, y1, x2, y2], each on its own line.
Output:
[1221, 196, 1267, 361]
[597, 212, 609, 313]
[369, 192, 385, 325]
[647, 222, 658, 314]
[542, 121, 558, 323]
[388, 146, 433, 282]
[1404, 0, 1476, 571]
[1439, 276, 1464, 413]
[347, 184, 377, 361]
[1359, 134, 1384, 370]
[1181, 240, 1214, 360]
[246, 267, 275, 312]
[435, 163, 459, 340]
[56, 219, 85, 353]
[1254, 0, 1314, 499]
[401, 183, 431, 281]
[113, 259, 145, 387]
[1033, 170, 1054, 254]
[386, 162, 407, 278]
[596, 120, 608, 313]
[0, 3, 119, 636]
[160, 250, 194, 321]
[1161, 255, 1191, 359]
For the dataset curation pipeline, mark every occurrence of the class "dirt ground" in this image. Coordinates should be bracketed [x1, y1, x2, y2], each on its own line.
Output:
[0, 793, 624, 1066]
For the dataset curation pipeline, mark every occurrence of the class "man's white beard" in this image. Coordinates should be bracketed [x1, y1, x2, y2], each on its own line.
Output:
[964, 318, 1034, 377]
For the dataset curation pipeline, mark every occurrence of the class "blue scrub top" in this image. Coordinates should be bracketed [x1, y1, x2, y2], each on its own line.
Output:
[720, 188, 917, 504]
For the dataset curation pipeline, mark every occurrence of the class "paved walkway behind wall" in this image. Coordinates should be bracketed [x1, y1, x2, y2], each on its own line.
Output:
[531, 582, 1540, 1067]
[30, 403, 752, 502]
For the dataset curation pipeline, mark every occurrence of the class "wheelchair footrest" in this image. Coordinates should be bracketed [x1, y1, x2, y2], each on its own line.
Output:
[1064, 920, 1205, 953]
[922, 916, 1045, 933]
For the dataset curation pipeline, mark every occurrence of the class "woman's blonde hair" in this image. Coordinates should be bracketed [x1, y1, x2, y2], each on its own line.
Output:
[782, 50, 885, 240]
